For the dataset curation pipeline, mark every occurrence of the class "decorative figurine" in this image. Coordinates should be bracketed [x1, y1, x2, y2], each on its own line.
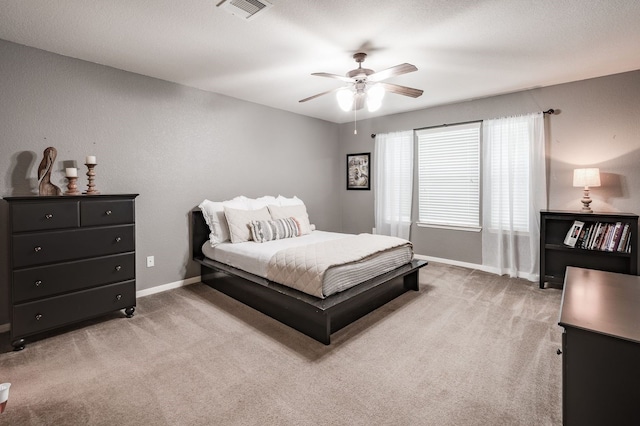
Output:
[37, 147, 62, 196]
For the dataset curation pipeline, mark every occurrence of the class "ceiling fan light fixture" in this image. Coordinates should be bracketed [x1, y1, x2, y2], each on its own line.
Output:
[337, 87, 354, 111]
[366, 83, 385, 112]
[300, 52, 422, 114]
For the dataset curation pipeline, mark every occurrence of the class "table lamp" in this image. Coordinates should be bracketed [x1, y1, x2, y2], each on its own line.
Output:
[573, 168, 600, 213]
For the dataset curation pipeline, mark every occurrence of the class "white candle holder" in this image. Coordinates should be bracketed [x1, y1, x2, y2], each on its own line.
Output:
[84, 163, 100, 195]
[64, 176, 80, 195]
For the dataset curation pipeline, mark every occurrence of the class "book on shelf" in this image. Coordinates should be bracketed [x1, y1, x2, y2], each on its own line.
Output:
[575, 226, 587, 248]
[572, 221, 632, 252]
[600, 223, 614, 251]
[626, 231, 632, 252]
[606, 222, 623, 252]
[564, 220, 584, 247]
[581, 223, 591, 249]
[590, 223, 604, 250]
[579, 224, 592, 249]
[617, 225, 632, 253]
[617, 224, 629, 252]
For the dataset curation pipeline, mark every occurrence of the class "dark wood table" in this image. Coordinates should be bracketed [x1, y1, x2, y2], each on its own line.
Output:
[558, 266, 640, 425]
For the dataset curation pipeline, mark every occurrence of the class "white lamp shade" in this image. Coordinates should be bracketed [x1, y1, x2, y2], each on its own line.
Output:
[573, 168, 601, 187]
[337, 88, 353, 111]
[366, 84, 385, 112]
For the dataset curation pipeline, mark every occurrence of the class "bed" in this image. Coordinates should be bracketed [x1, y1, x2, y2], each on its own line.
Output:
[191, 205, 427, 344]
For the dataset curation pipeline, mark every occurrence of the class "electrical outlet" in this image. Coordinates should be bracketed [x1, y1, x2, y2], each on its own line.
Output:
[146, 256, 154, 267]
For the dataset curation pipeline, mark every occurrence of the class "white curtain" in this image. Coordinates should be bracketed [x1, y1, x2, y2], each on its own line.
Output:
[482, 112, 546, 280]
[374, 130, 414, 239]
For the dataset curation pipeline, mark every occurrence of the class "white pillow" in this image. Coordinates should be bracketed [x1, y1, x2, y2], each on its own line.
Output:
[199, 196, 249, 245]
[268, 204, 312, 235]
[276, 195, 305, 206]
[224, 206, 272, 243]
[246, 195, 278, 210]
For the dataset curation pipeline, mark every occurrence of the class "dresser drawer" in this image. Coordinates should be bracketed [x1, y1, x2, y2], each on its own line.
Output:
[13, 253, 135, 303]
[11, 201, 79, 232]
[12, 280, 135, 338]
[12, 225, 135, 268]
[81, 199, 134, 227]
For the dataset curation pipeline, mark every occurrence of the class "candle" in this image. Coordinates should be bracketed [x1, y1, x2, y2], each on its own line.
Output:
[86, 156, 97, 165]
[65, 167, 78, 178]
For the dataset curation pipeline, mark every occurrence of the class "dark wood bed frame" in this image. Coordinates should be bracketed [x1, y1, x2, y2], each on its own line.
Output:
[191, 210, 427, 344]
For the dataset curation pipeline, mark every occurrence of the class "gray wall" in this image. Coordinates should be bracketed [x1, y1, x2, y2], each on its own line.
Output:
[339, 70, 640, 265]
[2, 36, 638, 327]
[0, 39, 341, 325]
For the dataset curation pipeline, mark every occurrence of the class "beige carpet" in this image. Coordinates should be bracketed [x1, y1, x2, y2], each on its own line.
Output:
[0, 262, 563, 425]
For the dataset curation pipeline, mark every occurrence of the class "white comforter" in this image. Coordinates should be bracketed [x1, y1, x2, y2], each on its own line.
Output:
[266, 233, 412, 298]
[202, 231, 413, 298]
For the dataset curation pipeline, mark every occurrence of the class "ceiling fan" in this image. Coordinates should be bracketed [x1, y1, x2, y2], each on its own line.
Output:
[299, 52, 423, 112]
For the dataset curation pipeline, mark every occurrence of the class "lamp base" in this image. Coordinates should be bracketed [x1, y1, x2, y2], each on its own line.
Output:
[580, 205, 593, 213]
[580, 188, 593, 213]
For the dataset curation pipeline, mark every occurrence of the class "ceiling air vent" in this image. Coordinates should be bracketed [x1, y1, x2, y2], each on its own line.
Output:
[216, 0, 273, 21]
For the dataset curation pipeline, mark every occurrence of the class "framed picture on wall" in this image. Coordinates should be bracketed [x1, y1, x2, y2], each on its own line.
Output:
[347, 152, 370, 190]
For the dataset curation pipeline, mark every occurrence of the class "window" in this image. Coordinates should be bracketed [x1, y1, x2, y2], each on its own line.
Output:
[416, 122, 481, 230]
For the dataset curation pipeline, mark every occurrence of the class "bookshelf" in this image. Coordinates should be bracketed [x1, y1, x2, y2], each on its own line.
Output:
[540, 210, 638, 288]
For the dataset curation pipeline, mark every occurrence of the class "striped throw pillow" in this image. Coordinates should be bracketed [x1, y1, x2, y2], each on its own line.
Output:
[249, 217, 300, 243]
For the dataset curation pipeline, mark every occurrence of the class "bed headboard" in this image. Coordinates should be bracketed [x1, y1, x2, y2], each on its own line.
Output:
[192, 210, 209, 260]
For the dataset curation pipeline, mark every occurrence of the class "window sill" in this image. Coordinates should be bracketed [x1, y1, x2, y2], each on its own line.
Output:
[416, 222, 482, 232]
[485, 227, 530, 236]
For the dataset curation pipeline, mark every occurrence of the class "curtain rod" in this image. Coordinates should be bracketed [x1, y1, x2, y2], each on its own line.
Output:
[370, 108, 556, 139]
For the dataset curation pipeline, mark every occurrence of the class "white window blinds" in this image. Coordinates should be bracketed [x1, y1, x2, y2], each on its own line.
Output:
[416, 122, 481, 229]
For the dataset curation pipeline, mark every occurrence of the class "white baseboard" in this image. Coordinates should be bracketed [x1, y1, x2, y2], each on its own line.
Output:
[415, 254, 489, 272]
[136, 276, 201, 298]
[415, 254, 538, 282]
[0, 277, 203, 334]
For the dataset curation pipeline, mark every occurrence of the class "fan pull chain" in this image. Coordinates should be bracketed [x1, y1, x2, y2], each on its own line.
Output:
[353, 107, 358, 135]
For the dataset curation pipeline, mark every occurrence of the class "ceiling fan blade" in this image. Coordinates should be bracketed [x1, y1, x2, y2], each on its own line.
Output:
[368, 63, 418, 82]
[299, 87, 342, 103]
[311, 72, 354, 83]
[381, 82, 424, 98]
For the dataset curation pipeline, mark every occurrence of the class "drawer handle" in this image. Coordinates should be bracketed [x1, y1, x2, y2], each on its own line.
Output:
[106, 210, 112, 215]
[116, 294, 122, 301]
[35, 280, 42, 287]
[34, 246, 42, 252]
[115, 237, 122, 243]
[35, 314, 43, 321]
[44, 214, 53, 219]
[556, 349, 562, 355]
[115, 265, 122, 272]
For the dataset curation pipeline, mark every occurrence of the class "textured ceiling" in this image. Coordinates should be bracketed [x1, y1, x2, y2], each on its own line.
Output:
[1, 0, 640, 123]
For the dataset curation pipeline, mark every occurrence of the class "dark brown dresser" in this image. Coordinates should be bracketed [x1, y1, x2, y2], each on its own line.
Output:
[559, 266, 640, 425]
[3, 194, 138, 350]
